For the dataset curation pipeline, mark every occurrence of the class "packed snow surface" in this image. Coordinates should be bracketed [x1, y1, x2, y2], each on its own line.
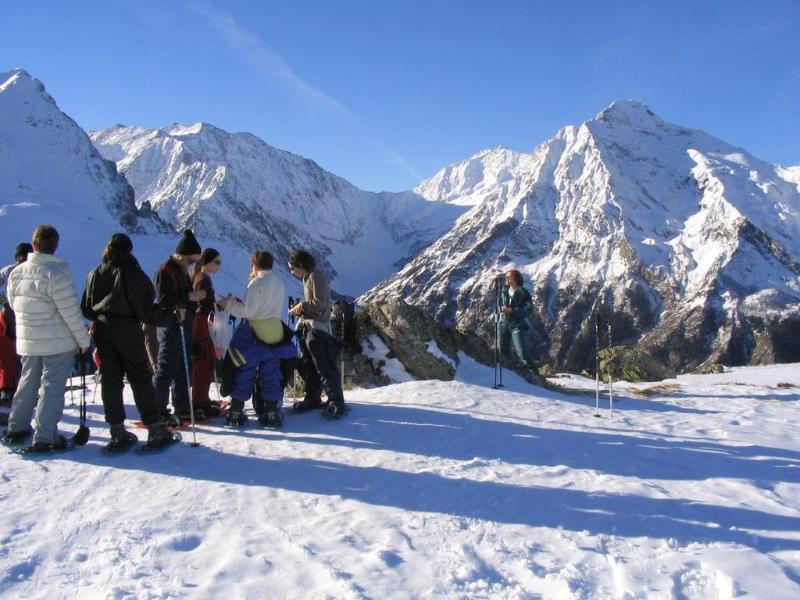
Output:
[2, 362, 799, 598]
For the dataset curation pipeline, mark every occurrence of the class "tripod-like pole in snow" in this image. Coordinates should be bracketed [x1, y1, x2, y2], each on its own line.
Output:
[176, 312, 199, 447]
[594, 313, 601, 418]
[607, 318, 614, 416]
[493, 277, 504, 389]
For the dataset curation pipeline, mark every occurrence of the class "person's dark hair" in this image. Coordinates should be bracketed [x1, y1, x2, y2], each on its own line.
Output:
[193, 248, 220, 276]
[288, 249, 315, 272]
[102, 233, 133, 264]
[14, 242, 33, 262]
[252, 251, 273, 271]
[32, 225, 59, 255]
[506, 269, 523, 287]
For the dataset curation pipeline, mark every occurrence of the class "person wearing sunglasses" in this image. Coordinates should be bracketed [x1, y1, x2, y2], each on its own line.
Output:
[191, 248, 224, 419]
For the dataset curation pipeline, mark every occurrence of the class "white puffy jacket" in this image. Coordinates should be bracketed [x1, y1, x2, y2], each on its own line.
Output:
[7, 252, 90, 356]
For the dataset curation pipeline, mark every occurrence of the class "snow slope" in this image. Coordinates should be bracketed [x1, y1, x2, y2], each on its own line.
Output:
[1, 363, 798, 598]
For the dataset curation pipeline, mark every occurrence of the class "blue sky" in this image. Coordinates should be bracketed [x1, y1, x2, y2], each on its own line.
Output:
[2, 0, 799, 192]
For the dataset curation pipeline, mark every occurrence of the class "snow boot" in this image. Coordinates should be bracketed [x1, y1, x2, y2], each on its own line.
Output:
[105, 424, 139, 453]
[323, 400, 349, 420]
[15, 434, 74, 454]
[2, 427, 32, 446]
[160, 410, 182, 429]
[292, 396, 323, 413]
[140, 423, 181, 453]
[258, 403, 284, 429]
[179, 407, 207, 422]
[224, 410, 249, 429]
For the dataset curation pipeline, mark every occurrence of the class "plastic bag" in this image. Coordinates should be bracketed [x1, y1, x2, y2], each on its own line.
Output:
[209, 310, 232, 356]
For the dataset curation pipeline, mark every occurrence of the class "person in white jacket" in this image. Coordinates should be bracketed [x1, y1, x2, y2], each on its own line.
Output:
[218, 251, 296, 428]
[2, 225, 90, 450]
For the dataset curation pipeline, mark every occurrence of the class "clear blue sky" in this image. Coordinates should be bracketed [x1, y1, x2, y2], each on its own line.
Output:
[2, 0, 799, 192]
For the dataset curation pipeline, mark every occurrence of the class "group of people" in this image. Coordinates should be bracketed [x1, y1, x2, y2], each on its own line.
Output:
[0, 225, 348, 452]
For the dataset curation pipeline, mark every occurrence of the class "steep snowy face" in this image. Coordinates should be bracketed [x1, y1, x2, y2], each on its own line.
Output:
[91, 124, 466, 296]
[0, 70, 143, 240]
[362, 101, 800, 371]
[413, 147, 537, 206]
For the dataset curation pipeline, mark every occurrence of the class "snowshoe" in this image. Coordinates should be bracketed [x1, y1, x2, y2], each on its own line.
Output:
[11, 434, 75, 455]
[2, 427, 32, 446]
[224, 410, 249, 429]
[103, 430, 139, 454]
[138, 426, 181, 454]
[292, 397, 323, 413]
[258, 410, 284, 429]
[322, 402, 350, 420]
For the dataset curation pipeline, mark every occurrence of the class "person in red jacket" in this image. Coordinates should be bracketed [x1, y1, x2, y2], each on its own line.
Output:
[0, 243, 33, 406]
[191, 248, 223, 417]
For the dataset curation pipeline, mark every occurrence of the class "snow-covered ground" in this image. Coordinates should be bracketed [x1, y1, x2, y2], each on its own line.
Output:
[2, 362, 799, 599]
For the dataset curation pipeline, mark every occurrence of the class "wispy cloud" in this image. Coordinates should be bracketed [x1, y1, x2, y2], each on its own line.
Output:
[189, 0, 355, 122]
[187, 0, 421, 186]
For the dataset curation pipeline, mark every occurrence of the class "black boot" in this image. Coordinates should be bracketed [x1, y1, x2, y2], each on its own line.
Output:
[292, 396, 322, 413]
[106, 423, 138, 452]
[258, 402, 284, 429]
[224, 410, 248, 428]
[147, 423, 178, 448]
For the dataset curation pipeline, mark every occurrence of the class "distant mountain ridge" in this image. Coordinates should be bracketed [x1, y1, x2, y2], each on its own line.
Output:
[361, 101, 800, 371]
[90, 123, 467, 296]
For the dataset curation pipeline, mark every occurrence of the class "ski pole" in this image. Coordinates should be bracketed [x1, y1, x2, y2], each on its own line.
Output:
[608, 319, 614, 415]
[176, 312, 199, 447]
[594, 313, 601, 418]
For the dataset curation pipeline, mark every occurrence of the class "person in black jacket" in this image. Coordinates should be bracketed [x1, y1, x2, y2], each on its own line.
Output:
[81, 233, 180, 450]
[152, 230, 206, 423]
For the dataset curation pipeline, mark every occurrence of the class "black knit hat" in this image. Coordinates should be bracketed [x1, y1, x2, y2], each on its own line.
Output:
[199, 247, 220, 265]
[175, 230, 201, 255]
[108, 233, 133, 254]
[14, 242, 33, 261]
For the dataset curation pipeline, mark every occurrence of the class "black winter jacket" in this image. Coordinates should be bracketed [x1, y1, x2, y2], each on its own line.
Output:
[153, 257, 196, 320]
[81, 254, 176, 327]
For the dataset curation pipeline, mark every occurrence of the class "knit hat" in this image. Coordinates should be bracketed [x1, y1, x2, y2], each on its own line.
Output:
[199, 248, 220, 265]
[175, 230, 201, 255]
[108, 233, 133, 254]
[14, 242, 33, 261]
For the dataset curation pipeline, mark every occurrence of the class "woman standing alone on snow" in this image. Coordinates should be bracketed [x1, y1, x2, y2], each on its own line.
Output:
[191, 248, 223, 419]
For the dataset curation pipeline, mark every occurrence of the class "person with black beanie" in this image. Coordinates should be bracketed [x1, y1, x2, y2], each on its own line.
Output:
[152, 230, 207, 424]
[81, 233, 180, 450]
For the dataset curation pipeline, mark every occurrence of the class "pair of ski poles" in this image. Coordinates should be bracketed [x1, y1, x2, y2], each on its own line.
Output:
[493, 276, 505, 389]
[594, 313, 614, 417]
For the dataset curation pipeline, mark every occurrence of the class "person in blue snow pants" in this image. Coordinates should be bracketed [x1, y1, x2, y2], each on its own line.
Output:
[227, 320, 296, 413]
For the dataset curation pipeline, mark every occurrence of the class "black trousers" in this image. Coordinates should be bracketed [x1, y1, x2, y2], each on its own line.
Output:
[95, 319, 160, 426]
[298, 327, 344, 403]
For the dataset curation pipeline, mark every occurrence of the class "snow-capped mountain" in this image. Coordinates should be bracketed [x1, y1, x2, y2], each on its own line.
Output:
[91, 124, 466, 296]
[361, 101, 800, 371]
[0, 70, 153, 241]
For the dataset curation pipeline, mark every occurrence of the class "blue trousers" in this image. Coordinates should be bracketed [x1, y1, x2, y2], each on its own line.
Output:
[498, 321, 533, 368]
[228, 321, 296, 411]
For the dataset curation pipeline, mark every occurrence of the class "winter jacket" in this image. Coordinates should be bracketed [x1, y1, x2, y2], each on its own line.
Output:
[81, 253, 176, 328]
[153, 257, 197, 323]
[7, 252, 90, 356]
[0, 262, 16, 296]
[499, 286, 533, 331]
[298, 269, 332, 334]
[227, 270, 286, 344]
